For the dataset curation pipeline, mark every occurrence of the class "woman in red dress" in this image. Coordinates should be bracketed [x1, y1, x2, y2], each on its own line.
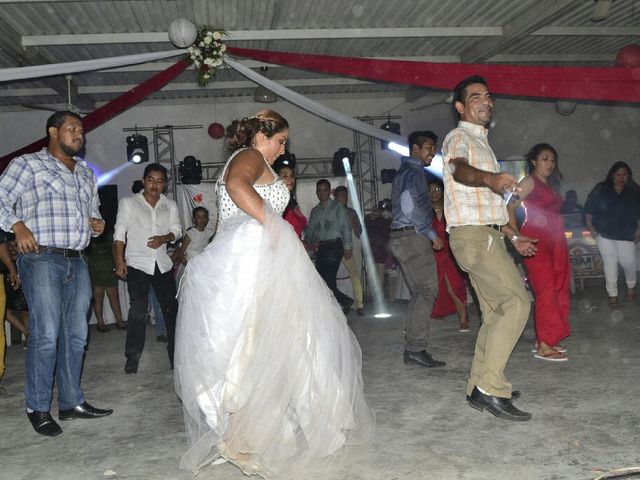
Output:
[274, 155, 307, 238]
[507, 143, 570, 362]
[428, 180, 469, 332]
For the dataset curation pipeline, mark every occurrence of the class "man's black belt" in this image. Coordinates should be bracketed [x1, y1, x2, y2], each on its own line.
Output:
[37, 245, 84, 257]
[318, 238, 342, 247]
[391, 226, 415, 232]
[450, 224, 502, 231]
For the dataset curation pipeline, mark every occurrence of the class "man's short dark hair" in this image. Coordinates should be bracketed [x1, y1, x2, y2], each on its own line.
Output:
[316, 179, 330, 189]
[453, 75, 488, 106]
[407, 131, 438, 150]
[192, 206, 208, 217]
[334, 185, 348, 195]
[143, 163, 168, 181]
[131, 180, 143, 194]
[46, 110, 82, 140]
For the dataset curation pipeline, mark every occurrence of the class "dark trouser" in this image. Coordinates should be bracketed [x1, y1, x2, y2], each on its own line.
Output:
[388, 231, 438, 352]
[315, 239, 353, 308]
[125, 265, 177, 367]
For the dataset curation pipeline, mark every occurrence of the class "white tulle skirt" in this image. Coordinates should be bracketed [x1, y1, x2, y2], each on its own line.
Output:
[174, 206, 374, 478]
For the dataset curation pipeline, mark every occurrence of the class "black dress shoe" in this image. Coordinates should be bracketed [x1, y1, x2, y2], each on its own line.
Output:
[466, 389, 521, 402]
[403, 350, 446, 368]
[467, 387, 531, 421]
[27, 411, 63, 437]
[124, 355, 139, 374]
[96, 324, 110, 333]
[59, 402, 113, 421]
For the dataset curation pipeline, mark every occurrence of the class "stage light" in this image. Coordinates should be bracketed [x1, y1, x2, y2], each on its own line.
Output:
[273, 151, 296, 171]
[380, 120, 401, 150]
[341, 157, 390, 319]
[387, 142, 410, 156]
[126, 134, 149, 164]
[332, 147, 355, 176]
[179, 155, 202, 184]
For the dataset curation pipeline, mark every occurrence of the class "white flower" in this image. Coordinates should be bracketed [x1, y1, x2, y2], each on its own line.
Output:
[203, 74, 210, 80]
[198, 41, 204, 47]
[220, 44, 227, 52]
[213, 31, 221, 40]
[204, 36, 212, 45]
[194, 60, 201, 68]
[194, 48, 201, 56]
[204, 57, 214, 66]
[213, 58, 223, 67]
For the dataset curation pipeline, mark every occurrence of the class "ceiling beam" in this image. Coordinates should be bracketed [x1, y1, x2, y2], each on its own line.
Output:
[487, 53, 614, 63]
[0, 0, 141, 2]
[533, 26, 640, 36]
[0, 77, 377, 98]
[0, 16, 95, 110]
[459, 0, 582, 63]
[21, 26, 503, 47]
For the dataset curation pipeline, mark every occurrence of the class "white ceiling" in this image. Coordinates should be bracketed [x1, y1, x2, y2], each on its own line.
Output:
[0, 0, 638, 112]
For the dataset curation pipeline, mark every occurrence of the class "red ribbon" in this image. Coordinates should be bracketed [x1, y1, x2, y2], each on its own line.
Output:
[227, 47, 640, 103]
[0, 59, 190, 171]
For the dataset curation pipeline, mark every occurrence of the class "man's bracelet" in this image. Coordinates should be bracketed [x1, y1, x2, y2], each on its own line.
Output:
[510, 234, 519, 244]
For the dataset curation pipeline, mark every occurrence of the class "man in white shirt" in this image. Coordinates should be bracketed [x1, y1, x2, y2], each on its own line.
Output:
[114, 164, 182, 374]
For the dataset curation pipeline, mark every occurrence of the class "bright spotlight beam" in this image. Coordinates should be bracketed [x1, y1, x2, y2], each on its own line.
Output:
[97, 162, 134, 186]
[342, 157, 391, 319]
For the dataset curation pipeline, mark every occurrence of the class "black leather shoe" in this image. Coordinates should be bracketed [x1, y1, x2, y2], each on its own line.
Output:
[59, 402, 113, 421]
[466, 389, 521, 402]
[403, 350, 446, 368]
[467, 387, 531, 421]
[124, 354, 140, 374]
[27, 411, 63, 437]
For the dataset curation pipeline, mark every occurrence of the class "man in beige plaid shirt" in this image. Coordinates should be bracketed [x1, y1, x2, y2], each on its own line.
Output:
[442, 75, 538, 422]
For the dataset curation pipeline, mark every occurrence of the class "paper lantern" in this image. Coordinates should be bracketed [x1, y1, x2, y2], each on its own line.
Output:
[615, 44, 640, 68]
[208, 122, 225, 139]
[168, 18, 197, 48]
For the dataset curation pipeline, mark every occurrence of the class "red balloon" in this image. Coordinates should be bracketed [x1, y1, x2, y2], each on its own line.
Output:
[615, 44, 640, 68]
[208, 122, 225, 139]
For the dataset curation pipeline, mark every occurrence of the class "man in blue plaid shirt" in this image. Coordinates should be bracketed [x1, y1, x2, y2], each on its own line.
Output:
[0, 111, 113, 437]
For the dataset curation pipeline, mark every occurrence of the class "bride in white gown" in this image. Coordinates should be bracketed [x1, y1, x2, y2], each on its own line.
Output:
[174, 109, 374, 478]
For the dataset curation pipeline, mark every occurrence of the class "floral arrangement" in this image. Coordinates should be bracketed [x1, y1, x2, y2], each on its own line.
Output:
[187, 26, 227, 87]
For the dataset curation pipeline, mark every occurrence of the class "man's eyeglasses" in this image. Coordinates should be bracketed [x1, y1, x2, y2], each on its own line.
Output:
[429, 187, 442, 193]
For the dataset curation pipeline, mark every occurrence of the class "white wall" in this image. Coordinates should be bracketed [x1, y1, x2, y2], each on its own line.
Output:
[1, 94, 638, 205]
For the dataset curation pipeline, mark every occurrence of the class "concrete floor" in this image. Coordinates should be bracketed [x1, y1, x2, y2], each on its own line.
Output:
[1, 285, 639, 480]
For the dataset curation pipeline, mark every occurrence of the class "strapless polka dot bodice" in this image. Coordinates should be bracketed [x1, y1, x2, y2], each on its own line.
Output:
[216, 149, 290, 223]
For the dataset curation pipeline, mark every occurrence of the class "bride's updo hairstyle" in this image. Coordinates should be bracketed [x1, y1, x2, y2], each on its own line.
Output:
[225, 109, 289, 151]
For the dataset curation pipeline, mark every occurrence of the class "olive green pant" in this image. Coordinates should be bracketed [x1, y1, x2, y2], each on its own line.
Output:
[449, 226, 530, 398]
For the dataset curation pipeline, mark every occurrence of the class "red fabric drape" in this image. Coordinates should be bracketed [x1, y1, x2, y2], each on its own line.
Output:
[0, 59, 190, 171]
[227, 47, 640, 104]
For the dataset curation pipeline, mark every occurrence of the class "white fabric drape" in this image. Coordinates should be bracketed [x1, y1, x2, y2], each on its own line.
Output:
[0, 50, 409, 150]
[0, 50, 185, 82]
[225, 58, 408, 149]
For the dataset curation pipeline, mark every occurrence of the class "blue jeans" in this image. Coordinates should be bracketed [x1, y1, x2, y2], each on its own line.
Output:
[149, 288, 166, 336]
[18, 251, 92, 412]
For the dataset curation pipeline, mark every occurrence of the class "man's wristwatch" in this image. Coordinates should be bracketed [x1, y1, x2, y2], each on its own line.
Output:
[510, 234, 519, 244]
